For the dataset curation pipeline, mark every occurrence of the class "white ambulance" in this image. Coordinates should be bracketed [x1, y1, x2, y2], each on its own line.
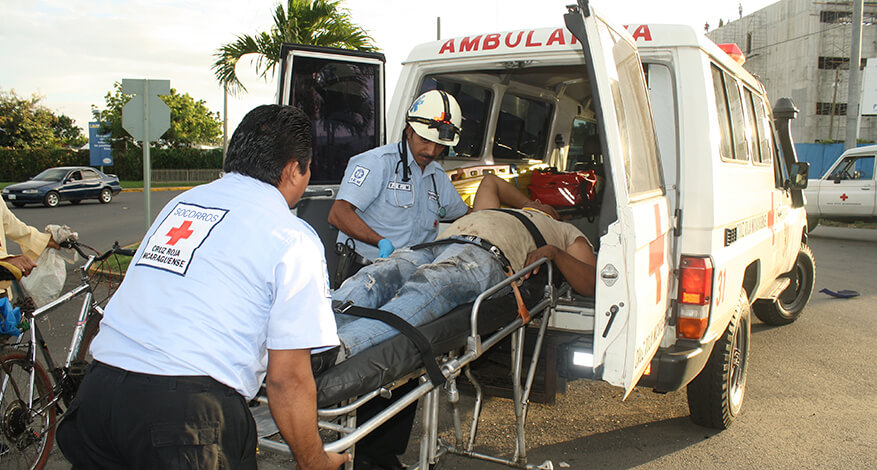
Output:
[278, 2, 815, 430]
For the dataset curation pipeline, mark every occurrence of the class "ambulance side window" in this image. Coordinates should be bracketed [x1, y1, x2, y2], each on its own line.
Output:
[751, 94, 775, 166]
[711, 66, 735, 161]
[742, 88, 761, 164]
[723, 74, 749, 162]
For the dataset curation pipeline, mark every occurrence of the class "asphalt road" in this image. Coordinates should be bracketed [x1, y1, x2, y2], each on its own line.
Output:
[5, 189, 184, 253]
[5, 198, 874, 469]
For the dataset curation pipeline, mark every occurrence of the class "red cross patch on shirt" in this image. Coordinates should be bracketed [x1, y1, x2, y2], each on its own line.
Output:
[137, 202, 228, 275]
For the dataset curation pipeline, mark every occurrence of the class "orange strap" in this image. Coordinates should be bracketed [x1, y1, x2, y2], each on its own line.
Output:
[505, 267, 530, 324]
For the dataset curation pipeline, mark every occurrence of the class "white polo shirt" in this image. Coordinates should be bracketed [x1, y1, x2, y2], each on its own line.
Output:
[91, 172, 339, 399]
[335, 142, 469, 260]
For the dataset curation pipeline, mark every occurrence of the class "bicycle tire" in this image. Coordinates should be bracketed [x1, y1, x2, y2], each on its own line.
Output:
[0, 348, 56, 470]
[74, 314, 102, 363]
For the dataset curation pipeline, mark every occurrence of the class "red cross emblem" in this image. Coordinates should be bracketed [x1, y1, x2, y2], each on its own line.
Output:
[166, 221, 194, 246]
[840, 193, 849, 201]
[648, 203, 666, 304]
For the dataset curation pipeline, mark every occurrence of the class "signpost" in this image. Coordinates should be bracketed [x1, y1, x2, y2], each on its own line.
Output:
[121, 78, 170, 229]
[88, 122, 113, 167]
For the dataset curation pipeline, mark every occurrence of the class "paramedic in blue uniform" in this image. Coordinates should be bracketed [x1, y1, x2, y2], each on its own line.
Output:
[328, 89, 471, 262]
[56, 105, 350, 470]
[327, 90, 469, 470]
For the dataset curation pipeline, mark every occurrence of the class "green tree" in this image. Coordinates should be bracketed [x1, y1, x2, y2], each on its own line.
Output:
[0, 90, 85, 149]
[213, 0, 377, 95]
[92, 82, 222, 149]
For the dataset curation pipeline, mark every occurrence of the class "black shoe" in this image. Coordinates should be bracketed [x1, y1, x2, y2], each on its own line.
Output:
[354, 453, 405, 470]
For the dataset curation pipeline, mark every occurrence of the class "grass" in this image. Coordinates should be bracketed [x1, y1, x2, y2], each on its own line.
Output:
[120, 181, 208, 189]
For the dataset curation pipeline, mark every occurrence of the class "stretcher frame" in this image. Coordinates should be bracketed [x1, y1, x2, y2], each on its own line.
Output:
[255, 257, 562, 469]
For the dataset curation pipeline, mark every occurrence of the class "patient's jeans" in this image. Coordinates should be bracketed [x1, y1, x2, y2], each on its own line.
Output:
[332, 243, 506, 358]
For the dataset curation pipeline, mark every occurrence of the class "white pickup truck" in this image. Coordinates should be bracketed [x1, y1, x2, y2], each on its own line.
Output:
[805, 144, 877, 228]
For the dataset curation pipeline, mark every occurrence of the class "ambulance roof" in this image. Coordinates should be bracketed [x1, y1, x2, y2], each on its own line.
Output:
[404, 23, 757, 89]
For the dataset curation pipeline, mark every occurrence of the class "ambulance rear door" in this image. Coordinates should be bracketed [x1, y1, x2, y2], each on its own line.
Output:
[277, 44, 386, 186]
[564, 1, 671, 396]
[276, 44, 386, 280]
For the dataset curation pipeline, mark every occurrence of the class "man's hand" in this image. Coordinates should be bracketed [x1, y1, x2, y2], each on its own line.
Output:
[522, 245, 559, 280]
[377, 239, 395, 258]
[1, 255, 37, 277]
[47, 238, 61, 250]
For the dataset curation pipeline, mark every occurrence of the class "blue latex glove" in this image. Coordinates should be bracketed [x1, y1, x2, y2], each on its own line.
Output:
[377, 238, 395, 258]
[0, 298, 21, 337]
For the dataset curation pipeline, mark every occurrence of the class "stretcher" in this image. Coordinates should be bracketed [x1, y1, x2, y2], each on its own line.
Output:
[251, 258, 567, 469]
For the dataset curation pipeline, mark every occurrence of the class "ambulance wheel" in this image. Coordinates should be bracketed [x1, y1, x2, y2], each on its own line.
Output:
[753, 243, 815, 326]
[687, 290, 750, 430]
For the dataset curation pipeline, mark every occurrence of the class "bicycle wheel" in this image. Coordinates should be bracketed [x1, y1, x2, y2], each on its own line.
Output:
[0, 348, 56, 470]
[74, 314, 102, 363]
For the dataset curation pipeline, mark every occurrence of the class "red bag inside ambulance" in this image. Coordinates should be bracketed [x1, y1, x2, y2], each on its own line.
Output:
[527, 168, 599, 220]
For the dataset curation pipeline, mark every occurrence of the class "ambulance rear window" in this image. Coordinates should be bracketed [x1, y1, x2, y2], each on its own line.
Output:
[493, 94, 553, 160]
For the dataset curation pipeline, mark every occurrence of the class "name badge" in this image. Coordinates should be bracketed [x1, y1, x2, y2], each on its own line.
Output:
[387, 182, 412, 191]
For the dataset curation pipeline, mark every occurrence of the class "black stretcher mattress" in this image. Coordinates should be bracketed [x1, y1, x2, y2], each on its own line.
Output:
[315, 280, 546, 407]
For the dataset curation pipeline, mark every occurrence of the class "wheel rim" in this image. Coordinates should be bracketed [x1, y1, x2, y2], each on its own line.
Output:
[779, 253, 813, 312]
[46, 193, 58, 207]
[0, 356, 53, 469]
[728, 313, 749, 415]
[100, 189, 111, 203]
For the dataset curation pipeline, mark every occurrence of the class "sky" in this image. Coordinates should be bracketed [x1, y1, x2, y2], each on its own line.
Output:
[0, 0, 778, 138]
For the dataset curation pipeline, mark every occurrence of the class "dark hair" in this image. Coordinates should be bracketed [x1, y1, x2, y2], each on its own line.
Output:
[223, 105, 312, 185]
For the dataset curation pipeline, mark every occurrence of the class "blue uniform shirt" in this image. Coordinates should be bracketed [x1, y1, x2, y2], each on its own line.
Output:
[335, 142, 469, 260]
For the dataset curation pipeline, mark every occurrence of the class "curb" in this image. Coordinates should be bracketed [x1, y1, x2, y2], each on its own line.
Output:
[121, 187, 194, 193]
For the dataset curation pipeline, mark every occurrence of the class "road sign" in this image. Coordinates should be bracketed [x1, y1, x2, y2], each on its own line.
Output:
[122, 79, 170, 142]
[88, 122, 113, 166]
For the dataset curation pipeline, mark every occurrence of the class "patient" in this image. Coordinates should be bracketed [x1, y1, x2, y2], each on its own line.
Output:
[331, 174, 597, 360]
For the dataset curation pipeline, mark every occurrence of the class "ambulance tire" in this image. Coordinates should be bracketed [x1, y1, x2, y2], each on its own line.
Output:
[687, 290, 750, 430]
[753, 244, 816, 326]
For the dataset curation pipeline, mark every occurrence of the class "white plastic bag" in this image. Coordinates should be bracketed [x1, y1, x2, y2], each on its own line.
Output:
[20, 248, 67, 307]
[20, 225, 79, 307]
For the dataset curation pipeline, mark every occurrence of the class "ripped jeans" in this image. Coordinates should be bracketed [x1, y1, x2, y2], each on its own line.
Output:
[332, 243, 506, 359]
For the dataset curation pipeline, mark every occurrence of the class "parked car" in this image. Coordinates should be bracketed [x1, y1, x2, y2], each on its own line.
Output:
[2, 166, 122, 207]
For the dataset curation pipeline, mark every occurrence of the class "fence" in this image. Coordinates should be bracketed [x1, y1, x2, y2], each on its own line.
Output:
[151, 169, 223, 183]
[795, 143, 871, 178]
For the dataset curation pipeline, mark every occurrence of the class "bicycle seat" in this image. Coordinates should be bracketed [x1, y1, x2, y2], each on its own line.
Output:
[0, 260, 22, 282]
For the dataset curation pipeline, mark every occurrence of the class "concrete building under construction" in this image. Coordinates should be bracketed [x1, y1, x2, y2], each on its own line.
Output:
[707, 0, 877, 144]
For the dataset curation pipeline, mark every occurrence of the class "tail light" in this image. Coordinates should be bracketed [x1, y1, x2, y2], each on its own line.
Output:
[677, 256, 713, 339]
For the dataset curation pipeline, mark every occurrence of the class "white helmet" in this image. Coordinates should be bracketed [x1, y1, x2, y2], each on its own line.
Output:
[406, 90, 462, 147]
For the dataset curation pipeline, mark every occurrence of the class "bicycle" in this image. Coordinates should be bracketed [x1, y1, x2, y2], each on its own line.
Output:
[0, 241, 135, 470]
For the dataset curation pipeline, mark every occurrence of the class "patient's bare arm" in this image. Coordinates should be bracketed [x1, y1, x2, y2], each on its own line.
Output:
[473, 174, 560, 219]
[522, 237, 596, 295]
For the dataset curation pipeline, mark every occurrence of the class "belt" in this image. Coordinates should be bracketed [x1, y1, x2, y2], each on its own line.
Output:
[411, 235, 512, 271]
[93, 361, 239, 395]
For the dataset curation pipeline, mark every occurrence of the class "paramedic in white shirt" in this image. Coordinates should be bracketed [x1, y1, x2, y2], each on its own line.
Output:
[56, 105, 350, 470]
[328, 89, 471, 262]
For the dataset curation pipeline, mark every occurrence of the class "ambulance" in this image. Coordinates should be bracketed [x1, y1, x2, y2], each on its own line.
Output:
[278, 1, 815, 429]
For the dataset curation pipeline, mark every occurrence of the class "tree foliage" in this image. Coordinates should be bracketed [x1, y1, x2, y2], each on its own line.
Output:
[0, 90, 86, 149]
[92, 82, 222, 149]
[213, 0, 378, 95]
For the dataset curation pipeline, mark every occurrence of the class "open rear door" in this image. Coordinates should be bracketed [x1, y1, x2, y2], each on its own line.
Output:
[565, 1, 671, 396]
[277, 44, 386, 185]
[277, 44, 385, 282]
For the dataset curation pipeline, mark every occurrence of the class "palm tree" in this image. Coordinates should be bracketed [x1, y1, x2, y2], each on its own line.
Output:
[213, 0, 377, 95]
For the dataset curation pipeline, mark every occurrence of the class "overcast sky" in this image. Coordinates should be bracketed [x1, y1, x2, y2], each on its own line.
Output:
[0, 0, 777, 137]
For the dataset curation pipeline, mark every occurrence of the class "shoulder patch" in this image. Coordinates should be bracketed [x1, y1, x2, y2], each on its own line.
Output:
[136, 202, 228, 276]
[348, 165, 370, 187]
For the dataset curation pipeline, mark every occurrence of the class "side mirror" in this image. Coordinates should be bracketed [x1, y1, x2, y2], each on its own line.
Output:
[788, 162, 809, 190]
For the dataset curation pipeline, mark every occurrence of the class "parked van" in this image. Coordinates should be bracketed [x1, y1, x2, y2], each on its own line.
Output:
[805, 144, 877, 228]
[277, 4, 814, 429]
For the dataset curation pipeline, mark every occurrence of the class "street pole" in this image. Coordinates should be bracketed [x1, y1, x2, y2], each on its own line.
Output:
[845, 0, 864, 150]
[222, 85, 228, 170]
[143, 80, 152, 230]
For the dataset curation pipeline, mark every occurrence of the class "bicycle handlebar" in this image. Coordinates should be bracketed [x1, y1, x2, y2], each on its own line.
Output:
[60, 240, 136, 260]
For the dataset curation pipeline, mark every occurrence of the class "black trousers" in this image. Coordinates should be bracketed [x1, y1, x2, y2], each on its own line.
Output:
[354, 380, 418, 469]
[57, 361, 257, 470]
